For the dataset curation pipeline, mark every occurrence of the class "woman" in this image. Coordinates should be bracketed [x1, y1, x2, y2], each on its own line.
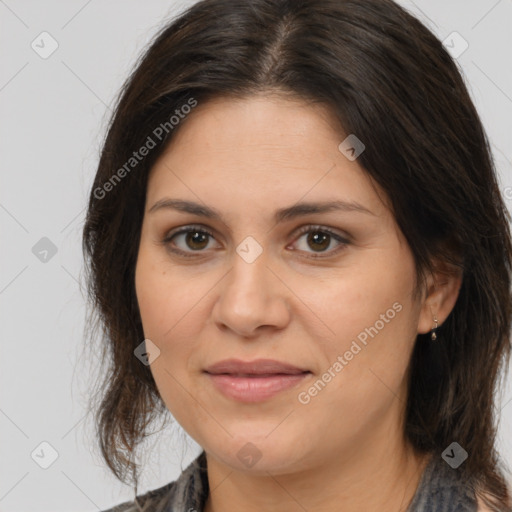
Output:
[82, 0, 512, 510]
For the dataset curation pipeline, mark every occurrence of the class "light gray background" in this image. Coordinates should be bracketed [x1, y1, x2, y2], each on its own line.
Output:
[1, 1, 511, 511]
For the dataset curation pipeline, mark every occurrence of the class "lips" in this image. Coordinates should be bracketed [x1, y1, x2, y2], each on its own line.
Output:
[204, 358, 309, 376]
[204, 359, 311, 402]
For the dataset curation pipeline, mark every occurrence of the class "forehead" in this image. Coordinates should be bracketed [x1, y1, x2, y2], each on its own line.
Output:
[146, 94, 388, 219]
[159, 93, 344, 160]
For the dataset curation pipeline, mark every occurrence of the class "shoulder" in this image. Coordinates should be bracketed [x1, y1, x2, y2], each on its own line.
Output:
[408, 453, 495, 511]
[99, 451, 209, 512]
[99, 480, 175, 512]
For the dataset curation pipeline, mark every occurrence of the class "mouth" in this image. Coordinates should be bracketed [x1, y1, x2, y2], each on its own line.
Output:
[204, 359, 312, 402]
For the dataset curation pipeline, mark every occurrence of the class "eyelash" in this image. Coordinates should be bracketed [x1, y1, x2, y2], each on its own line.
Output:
[160, 224, 350, 259]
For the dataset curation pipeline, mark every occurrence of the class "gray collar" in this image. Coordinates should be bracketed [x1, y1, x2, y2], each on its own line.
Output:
[111, 450, 477, 511]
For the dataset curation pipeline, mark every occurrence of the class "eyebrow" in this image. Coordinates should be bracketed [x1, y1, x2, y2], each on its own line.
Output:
[148, 198, 375, 223]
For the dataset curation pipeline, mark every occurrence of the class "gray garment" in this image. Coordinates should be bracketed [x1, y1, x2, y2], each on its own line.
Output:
[405, 453, 477, 511]
[100, 450, 479, 511]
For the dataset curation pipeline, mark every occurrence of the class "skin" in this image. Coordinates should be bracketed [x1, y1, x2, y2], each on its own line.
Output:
[135, 93, 463, 512]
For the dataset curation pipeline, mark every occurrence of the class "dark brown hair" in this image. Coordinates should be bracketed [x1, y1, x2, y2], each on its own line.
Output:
[82, 0, 512, 509]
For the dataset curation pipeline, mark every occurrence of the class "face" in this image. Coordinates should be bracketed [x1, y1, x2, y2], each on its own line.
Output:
[135, 94, 430, 475]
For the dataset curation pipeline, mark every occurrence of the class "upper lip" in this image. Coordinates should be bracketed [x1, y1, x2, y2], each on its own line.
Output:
[204, 358, 310, 375]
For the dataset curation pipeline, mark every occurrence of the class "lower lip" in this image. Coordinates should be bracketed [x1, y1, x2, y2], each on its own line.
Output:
[206, 372, 311, 402]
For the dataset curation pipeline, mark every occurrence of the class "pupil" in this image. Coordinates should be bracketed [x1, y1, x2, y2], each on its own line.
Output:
[309, 231, 329, 251]
[184, 230, 330, 252]
[187, 231, 208, 250]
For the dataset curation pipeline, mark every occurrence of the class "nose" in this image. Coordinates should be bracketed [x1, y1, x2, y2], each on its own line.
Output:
[212, 248, 291, 338]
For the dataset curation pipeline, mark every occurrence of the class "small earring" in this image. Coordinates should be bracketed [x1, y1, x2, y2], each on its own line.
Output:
[431, 313, 438, 341]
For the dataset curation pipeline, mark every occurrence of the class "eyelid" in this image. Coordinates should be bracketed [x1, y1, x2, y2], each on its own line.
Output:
[289, 224, 350, 258]
[292, 224, 351, 244]
[161, 224, 217, 244]
[160, 223, 351, 258]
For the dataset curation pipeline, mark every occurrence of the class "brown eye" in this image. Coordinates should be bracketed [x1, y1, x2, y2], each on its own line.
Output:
[291, 225, 350, 258]
[162, 224, 349, 259]
[182, 230, 210, 250]
[162, 226, 217, 257]
[306, 231, 331, 252]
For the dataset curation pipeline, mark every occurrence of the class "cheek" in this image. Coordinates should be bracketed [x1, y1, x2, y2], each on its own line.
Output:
[135, 249, 208, 428]
[295, 252, 416, 347]
[135, 246, 200, 340]
[295, 250, 419, 404]
[135, 245, 212, 380]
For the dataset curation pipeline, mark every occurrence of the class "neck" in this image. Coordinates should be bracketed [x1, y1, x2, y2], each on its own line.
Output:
[203, 429, 430, 512]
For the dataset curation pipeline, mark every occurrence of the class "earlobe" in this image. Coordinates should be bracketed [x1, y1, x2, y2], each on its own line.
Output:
[430, 309, 438, 340]
[417, 268, 463, 336]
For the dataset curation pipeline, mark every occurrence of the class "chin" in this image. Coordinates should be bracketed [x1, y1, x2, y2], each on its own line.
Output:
[205, 434, 309, 475]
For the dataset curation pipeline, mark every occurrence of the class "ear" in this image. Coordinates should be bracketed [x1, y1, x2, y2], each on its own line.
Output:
[417, 260, 463, 335]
